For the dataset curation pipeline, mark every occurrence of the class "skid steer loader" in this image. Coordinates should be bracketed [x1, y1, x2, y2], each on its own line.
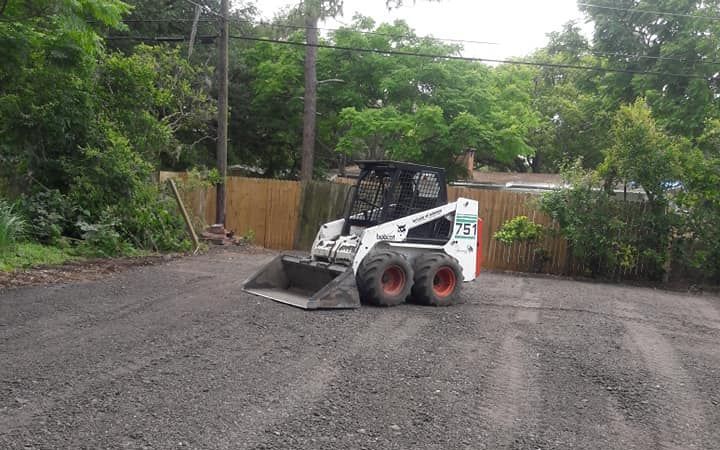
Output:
[243, 161, 482, 309]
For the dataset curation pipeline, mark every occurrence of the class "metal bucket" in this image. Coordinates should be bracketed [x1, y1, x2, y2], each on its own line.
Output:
[242, 255, 361, 309]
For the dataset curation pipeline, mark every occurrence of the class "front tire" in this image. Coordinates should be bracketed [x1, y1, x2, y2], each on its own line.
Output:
[411, 253, 463, 306]
[357, 251, 413, 307]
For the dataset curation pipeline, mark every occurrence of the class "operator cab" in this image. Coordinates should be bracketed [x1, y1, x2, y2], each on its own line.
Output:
[343, 161, 452, 244]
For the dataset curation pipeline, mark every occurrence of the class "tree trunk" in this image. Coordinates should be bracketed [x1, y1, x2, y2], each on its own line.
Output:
[300, 6, 319, 183]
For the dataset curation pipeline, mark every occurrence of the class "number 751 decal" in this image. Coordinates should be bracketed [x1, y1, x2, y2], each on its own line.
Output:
[454, 223, 477, 238]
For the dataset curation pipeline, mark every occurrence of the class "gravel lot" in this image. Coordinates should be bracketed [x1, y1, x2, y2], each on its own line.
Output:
[1, 247, 719, 449]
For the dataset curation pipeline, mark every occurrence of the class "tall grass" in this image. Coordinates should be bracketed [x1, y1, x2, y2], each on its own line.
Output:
[0, 199, 25, 252]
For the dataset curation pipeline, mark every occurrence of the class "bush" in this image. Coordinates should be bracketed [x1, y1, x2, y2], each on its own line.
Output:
[494, 215, 544, 245]
[676, 155, 720, 281]
[539, 161, 669, 280]
[0, 199, 25, 252]
[68, 126, 190, 253]
[19, 190, 79, 245]
[77, 219, 134, 258]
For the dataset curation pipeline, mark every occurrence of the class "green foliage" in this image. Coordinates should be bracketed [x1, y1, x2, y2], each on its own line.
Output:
[0, 199, 25, 252]
[325, 21, 539, 178]
[68, 131, 190, 253]
[178, 168, 223, 191]
[242, 228, 257, 244]
[579, 0, 720, 139]
[98, 45, 217, 167]
[599, 99, 685, 205]
[540, 161, 669, 280]
[227, 16, 541, 179]
[494, 216, 544, 245]
[0, 2, 208, 256]
[676, 151, 720, 280]
[77, 219, 134, 258]
[19, 190, 78, 245]
[0, 243, 80, 272]
[0, 0, 130, 188]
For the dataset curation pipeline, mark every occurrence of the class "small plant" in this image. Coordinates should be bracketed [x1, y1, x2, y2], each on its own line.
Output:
[242, 228, 256, 244]
[77, 219, 133, 257]
[494, 215, 544, 245]
[19, 190, 78, 245]
[0, 199, 26, 252]
[177, 167, 223, 192]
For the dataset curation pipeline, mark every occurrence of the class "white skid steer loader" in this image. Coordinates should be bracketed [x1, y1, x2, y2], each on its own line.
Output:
[243, 161, 482, 309]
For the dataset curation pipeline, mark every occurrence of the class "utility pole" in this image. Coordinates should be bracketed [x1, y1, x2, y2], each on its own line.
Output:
[300, 1, 319, 184]
[215, 0, 229, 225]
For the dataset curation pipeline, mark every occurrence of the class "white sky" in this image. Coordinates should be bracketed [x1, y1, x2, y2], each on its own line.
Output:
[250, 0, 593, 61]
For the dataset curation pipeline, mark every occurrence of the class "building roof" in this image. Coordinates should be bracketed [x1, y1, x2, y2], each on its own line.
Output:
[470, 172, 562, 186]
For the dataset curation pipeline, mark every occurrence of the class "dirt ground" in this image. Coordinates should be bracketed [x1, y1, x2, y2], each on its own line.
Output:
[1, 247, 719, 449]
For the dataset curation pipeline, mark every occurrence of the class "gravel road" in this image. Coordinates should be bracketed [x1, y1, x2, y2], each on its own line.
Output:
[1, 247, 719, 449]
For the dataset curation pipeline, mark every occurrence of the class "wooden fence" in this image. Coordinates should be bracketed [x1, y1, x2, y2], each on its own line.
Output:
[160, 173, 569, 274]
[448, 187, 568, 274]
[160, 173, 300, 250]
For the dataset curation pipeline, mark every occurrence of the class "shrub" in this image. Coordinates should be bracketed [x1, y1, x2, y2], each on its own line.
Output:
[19, 190, 79, 245]
[676, 154, 720, 281]
[494, 215, 544, 245]
[77, 219, 134, 258]
[0, 199, 25, 252]
[68, 126, 190, 253]
[539, 161, 669, 280]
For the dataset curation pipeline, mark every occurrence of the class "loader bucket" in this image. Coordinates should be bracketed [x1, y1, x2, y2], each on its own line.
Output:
[242, 255, 361, 309]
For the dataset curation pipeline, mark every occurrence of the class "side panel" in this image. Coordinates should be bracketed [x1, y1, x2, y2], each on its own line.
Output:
[443, 198, 479, 281]
[311, 218, 345, 249]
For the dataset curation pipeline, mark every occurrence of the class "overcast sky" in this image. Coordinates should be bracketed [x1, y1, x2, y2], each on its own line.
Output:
[250, 0, 593, 61]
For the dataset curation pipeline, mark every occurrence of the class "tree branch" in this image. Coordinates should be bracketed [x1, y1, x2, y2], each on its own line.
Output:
[187, 4, 202, 59]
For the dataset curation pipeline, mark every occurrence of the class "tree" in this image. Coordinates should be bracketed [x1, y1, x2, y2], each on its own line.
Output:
[300, 0, 441, 182]
[677, 122, 720, 280]
[98, 45, 217, 168]
[579, 0, 720, 138]
[327, 18, 539, 178]
[599, 98, 685, 206]
[0, 0, 130, 188]
[300, 0, 343, 182]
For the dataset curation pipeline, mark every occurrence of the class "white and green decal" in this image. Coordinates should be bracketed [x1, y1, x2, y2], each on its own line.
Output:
[454, 214, 477, 239]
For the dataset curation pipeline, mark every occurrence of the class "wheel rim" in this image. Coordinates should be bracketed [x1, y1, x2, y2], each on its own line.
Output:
[381, 265, 406, 296]
[433, 267, 457, 297]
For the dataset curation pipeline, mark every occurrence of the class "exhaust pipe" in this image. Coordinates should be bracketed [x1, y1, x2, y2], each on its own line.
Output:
[242, 255, 361, 309]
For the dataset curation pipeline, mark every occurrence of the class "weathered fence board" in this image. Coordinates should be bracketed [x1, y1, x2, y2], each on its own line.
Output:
[295, 181, 353, 250]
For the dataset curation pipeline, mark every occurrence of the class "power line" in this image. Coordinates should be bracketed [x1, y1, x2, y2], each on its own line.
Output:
[103, 33, 712, 78]
[241, 18, 501, 46]
[109, 17, 720, 66]
[578, 2, 720, 21]
[229, 35, 710, 79]
[105, 35, 217, 42]
[587, 50, 720, 67]
[108, 17, 500, 46]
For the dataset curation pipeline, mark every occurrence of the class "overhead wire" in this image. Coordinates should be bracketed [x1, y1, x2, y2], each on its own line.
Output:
[103, 33, 712, 79]
[104, 17, 500, 46]
[577, 2, 720, 21]
[104, 17, 720, 67]
[236, 35, 711, 79]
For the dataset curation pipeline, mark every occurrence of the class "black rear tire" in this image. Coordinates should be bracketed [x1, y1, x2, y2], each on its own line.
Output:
[411, 253, 463, 307]
[357, 251, 413, 307]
